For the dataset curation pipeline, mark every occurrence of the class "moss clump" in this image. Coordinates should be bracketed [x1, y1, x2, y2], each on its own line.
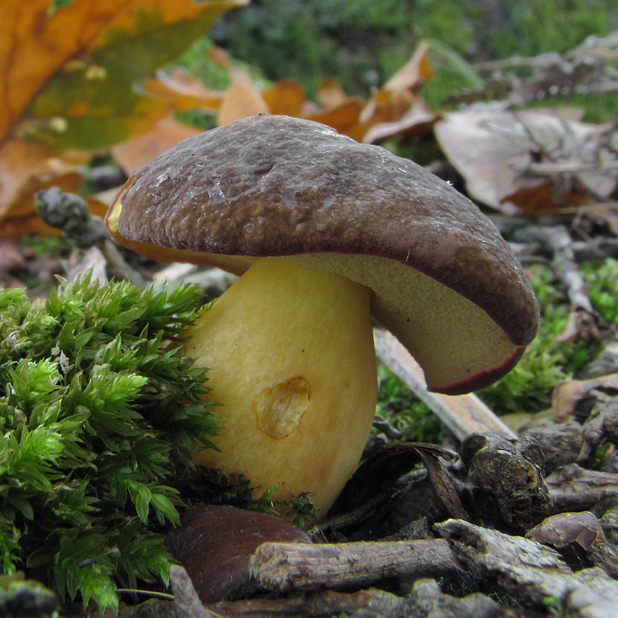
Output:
[0, 274, 221, 611]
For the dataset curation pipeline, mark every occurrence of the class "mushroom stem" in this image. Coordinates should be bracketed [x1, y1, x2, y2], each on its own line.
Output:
[185, 257, 378, 516]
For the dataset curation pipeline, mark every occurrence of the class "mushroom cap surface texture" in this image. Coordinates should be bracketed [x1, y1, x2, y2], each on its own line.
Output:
[107, 114, 540, 394]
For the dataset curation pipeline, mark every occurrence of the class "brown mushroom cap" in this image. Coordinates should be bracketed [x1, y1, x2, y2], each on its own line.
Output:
[106, 114, 539, 393]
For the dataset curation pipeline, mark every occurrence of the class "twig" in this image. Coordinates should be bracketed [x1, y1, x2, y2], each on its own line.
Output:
[528, 159, 618, 176]
[249, 538, 457, 593]
[513, 225, 597, 342]
[546, 463, 618, 513]
[374, 329, 516, 440]
[203, 588, 410, 618]
[437, 519, 618, 617]
[34, 187, 146, 286]
[170, 565, 225, 618]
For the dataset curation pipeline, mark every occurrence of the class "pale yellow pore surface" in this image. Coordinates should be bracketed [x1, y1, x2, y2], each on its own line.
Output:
[290, 254, 518, 391]
[185, 258, 378, 516]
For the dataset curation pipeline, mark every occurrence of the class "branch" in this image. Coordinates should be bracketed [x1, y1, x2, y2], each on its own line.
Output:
[249, 538, 457, 593]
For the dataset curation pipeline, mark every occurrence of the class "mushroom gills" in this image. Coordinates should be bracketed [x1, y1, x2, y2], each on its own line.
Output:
[184, 257, 378, 515]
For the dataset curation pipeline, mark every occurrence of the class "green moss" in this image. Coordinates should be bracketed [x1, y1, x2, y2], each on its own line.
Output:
[583, 258, 618, 323]
[375, 364, 441, 444]
[0, 275, 221, 611]
[479, 259, 618, 415]
[375, 258, 618, 423]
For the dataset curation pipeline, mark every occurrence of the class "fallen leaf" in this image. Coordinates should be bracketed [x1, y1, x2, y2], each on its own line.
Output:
[306, 98, 365, 140]
[262, 79, 306, 117]
[217, 68, 269, 126]
[0, 0, 244, 235]
[142, 68, 224, 113]
[552, 374, 618, 422]
[5, 0, 246, 149]
[435, 108, 618, 213]
[360, 43, 434, 128]
[383, 41, 433, 92]
[111, 115, 203, 175]
[0, 139, 83, 238]
[363, 98, 439, 145]
[316, 78, 348, 109]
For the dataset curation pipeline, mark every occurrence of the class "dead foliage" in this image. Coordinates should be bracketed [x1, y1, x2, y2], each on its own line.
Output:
[1, 3, 617, 242]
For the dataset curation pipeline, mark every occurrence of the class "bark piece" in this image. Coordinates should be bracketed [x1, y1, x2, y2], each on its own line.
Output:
[523, 419, 584, 474]
[546, 464, 618, 513]
[437, 518, 618, 617]
[203, 581, 512, 618]
[208, 588, 406, 618]
[249, 538, 457, 593]
[527, 511, 618, 578]
[461, 433, 550, 532]
[170, 565, 224, 618]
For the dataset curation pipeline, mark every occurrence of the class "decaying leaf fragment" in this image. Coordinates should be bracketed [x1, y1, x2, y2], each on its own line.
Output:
[435, 108, 618, 214]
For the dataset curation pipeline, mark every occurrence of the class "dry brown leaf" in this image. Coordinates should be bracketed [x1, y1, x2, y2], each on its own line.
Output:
[143, 68, 224, 113]
[579, 203, 618, 236]
[383, 42, 433, 93]
[0, 139, 83, 238]
[305, 98, 365, 139]
[362, 99, 439, 145]
[359, 43, 434, 130]
[316, 78, 348, 109]
[262, 79, 306, 117]
[435, 108, 618, 214]
[86, 190, 118, 219]
[360, 87, 415, 127]
[111, 116, 203, 175]
[217, 68, 269, 126]
[209, 45, 232, 69]
[434, 109, 535, 213]
[552, 375, 618, 422]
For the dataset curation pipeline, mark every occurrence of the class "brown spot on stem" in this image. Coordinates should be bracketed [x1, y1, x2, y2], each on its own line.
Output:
[255, 376, 311, 438]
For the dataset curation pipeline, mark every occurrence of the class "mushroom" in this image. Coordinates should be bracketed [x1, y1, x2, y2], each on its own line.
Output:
[105, 114, 540, 516]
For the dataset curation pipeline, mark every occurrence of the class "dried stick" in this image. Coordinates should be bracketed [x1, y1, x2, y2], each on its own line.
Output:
[250, 538, 457, 593]
[374, 329, 516, 440]
[170, 565, 225, 618]
[515, 225, 593, 313]
[437, 519, 618, 617]
[546, 463, 618, 513]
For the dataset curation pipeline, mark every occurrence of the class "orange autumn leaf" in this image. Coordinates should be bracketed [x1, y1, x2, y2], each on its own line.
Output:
[112, 116, 203, 175]
[0, 139, 83, 238]
[262, 79, 306, 117]
[0, 0, 245, 234]
[142, 68, 225, 113]
[306, 98, 366, 140]
[316, 78, 348, 109]
[217, 68, 269, 126]
[383, 41, 433, 92]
